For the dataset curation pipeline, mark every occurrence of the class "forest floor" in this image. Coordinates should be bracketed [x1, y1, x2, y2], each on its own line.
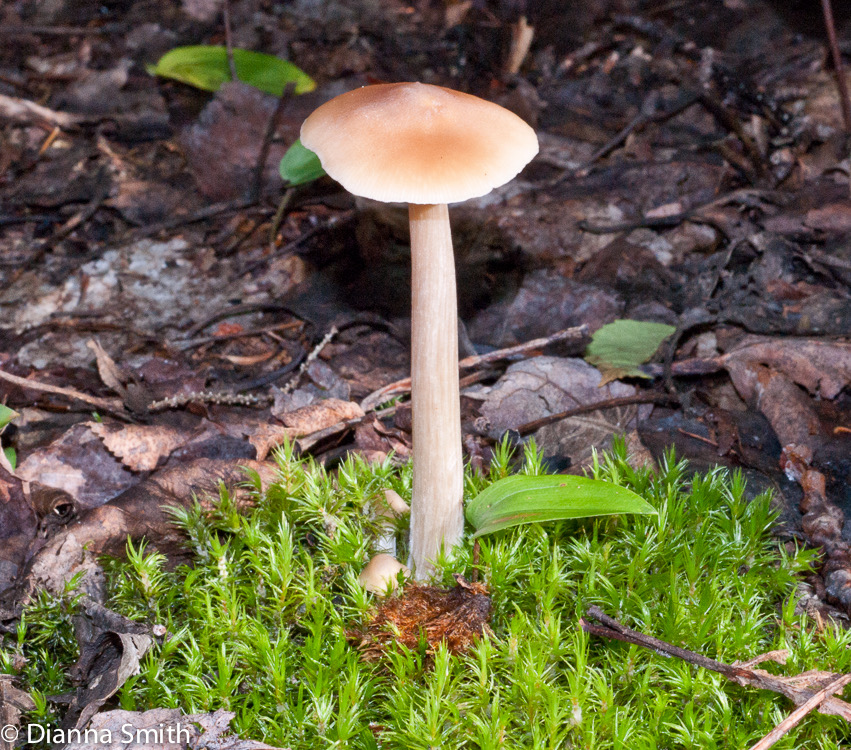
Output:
[1, 0, 851, 744]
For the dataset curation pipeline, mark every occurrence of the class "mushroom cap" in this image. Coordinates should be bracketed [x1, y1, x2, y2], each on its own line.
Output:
[373, 488, 410, 520]
[300, 82, 539, 205]
[358, 553, 410, 595]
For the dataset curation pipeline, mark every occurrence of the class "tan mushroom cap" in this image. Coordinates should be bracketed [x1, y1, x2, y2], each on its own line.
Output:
[358, 554, 410, 595]
[300, 82, 539, 205]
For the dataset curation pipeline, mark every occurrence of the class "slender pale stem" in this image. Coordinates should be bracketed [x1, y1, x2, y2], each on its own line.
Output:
[407, 203, 464, 579]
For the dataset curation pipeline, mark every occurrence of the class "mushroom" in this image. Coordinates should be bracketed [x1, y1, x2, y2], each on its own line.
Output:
[371, 489, 411, 557]
[358, 553, 410, 595]
[301, 82, 538, 578]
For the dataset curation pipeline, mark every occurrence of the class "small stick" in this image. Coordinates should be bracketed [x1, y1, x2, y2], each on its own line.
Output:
[360, 325, 588, 412]
[268, 188, 295, 250]
[0, 92, 82, 128]
[251, 83, 295, 201]
[242, 210, 357, 277]
[222, 0, 238, 82]
[470, 539, 481, 583]
[517, 392, 679, 436]
[0, 24, 122, 36]
[0, 369, 126, 417]
[505, 16, 534, 76]
[748, 673, 851, 750]
[123, 198, 254, 240]
[821, 0, 851, 133]
[582, 606, 851, 722]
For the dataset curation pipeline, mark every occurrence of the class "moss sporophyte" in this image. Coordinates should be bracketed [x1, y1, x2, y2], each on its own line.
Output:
[4, 438, 848, 748]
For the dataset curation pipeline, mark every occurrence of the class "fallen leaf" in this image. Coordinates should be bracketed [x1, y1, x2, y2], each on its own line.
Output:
[88, 421, 187, 472]
[479, 357, 650, 467]
[723, 337, 851, 401]
[805, 203, 851, 233]
[0, 465, 37, 595]
[66, 627, 152, 731]
[0, 675, 35, 750]
[15, 424, 135, 511]
[2, 460, 278, 610]
[277, 397, 364, 435]
[64, 707, 282, 750]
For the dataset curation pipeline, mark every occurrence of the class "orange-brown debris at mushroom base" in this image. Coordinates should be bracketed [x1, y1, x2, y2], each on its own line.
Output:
[349, 575, 492, 662]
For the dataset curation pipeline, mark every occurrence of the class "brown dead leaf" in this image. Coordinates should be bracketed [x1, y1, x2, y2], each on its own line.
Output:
[64, 707, 281, 750]
[226, 420, 292, 460]
[2, 460, 278, 611]
[468, 271, 622, 349]
[805, 202, 851, 233]
[0, 675, 35, 750]
[479, 357, 650, 467]
[86, 339, 127, 398]
[350, 575, 491, 663]
[181, 82, 294, 201]
[277, 398, 365, 435]
[67, 628, 152, 731]
[723, 337, 851, 401]
[88, 421, 187, 472]
[0, 465, 37, 595]
[15, 424, 135, 510]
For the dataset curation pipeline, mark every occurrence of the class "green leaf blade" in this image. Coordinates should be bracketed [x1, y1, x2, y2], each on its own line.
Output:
[0, 404, 19, 431]
[152, 46, 315, 96]
[466, 474, 656, 538]
[279, 139, 326, 186]
[585, 319, 676, 381]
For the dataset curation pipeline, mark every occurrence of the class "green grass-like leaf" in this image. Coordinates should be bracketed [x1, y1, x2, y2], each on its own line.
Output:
[466, 474, 656, 538]
[586, 319, 676, 380]
[151, 46, 315, 96]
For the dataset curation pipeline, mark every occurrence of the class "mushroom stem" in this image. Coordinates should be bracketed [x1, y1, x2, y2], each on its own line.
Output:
[408, 203, 464, 579]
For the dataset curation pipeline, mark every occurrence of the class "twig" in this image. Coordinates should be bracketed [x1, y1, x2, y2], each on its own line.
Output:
[581, 606, 851, 722]
[123, 198, 254, 240]
[251, 83, 295, 201]
[0, 369, 126, 417]
[10, 172, 111, 285]
[505, 16, 534, 76]
[269, 188, 295, 250]
[359, 325, 588, 412]
[577, 187, 774, 235]
[517, 392, 679, 436]
[821, 0, 851, 133]
[0, 92, 83, 128]
[696, 89, 766, 178]
[222, 0, 238, 82]
[0, 24, 123, 36]
[241, 210, 357, 278]
[173, 320, 302, 351]
[748, 673, 851, 750]
[180, 302, 300, 339]
[569, 90, 698, 179]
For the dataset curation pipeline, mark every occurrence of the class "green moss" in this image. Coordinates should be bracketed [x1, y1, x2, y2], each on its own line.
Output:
[4, 439, 849, 749]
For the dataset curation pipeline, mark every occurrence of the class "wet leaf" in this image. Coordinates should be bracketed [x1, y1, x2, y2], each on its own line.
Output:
[466, 474, 656, 538]
[278, 139, 325, 186]
[151, 46, 315, 96]
[585, 319, 676, 381]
